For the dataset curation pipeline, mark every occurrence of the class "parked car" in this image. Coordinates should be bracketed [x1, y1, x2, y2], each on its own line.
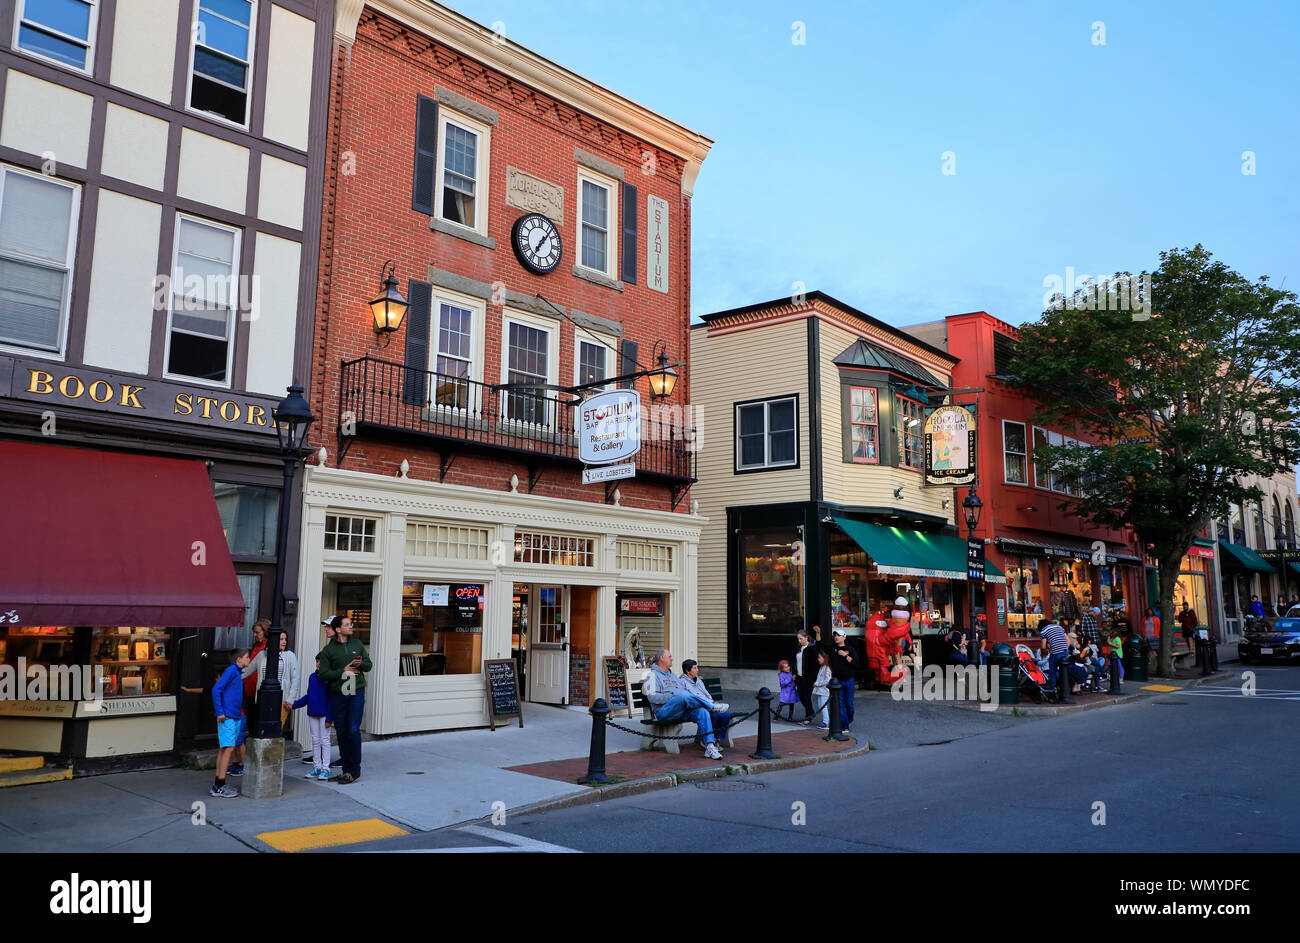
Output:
[1238, 616, 1300, 663]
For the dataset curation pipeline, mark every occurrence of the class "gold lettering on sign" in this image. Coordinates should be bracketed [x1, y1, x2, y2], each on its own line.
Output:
[174, 393, 193, 416]
[246, 404, 267, 427]
[58, 375, 84, 398]
[27, 370, 54, 394]
[197, 396, 217, 420]
[119, 385, 144, 409]
[219, 400, 239, 422]
[88, 379, 112, 403]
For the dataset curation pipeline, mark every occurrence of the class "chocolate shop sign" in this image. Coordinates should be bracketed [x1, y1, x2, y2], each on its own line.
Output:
[0, 358, 279, 436]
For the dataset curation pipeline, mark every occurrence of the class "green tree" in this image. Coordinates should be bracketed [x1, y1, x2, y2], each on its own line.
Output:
[1009, 245, 1300, 676]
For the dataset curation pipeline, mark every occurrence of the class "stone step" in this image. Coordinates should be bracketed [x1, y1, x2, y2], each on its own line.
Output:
[0, 755, 44, 774]
[0, 767, 72, 788]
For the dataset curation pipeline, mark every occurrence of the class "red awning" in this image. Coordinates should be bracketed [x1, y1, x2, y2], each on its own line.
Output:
[0, 440, 246, 626]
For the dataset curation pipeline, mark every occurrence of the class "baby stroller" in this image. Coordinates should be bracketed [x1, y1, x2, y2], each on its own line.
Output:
[1015, 644, 1059, 703]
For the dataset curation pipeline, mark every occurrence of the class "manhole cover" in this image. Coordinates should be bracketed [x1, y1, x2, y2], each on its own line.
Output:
[694, 780, 766, 792]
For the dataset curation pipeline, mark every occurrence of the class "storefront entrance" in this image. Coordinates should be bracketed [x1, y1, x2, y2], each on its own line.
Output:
[527, 585, 569, 704]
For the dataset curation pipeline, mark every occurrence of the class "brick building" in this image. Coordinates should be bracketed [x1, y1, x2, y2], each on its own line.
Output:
[294, 1, 711, 735]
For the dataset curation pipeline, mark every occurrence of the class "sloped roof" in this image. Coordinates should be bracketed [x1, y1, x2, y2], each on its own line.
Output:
[832, 338, 944, 388]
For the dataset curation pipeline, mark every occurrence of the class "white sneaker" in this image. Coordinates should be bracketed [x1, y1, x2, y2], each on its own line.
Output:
[704, 742, 723, 761]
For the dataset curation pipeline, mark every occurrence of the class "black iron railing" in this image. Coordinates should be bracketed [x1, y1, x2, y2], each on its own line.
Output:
[339, 355, 695, 481]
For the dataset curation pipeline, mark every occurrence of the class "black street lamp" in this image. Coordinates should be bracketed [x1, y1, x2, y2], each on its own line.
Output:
[369, 260, 408, 347]
[963, 485, 984, 650]
[256, 382, 316, 739]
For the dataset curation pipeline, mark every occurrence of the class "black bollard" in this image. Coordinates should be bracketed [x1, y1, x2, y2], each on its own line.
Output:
[582, 698, 610, 784]
[1058, 657, 1071, 704]
[1109, 651, 1121, 694]
[825, 678, 850, 741]
[1199, 638, 1211, 676]
[750, 687, 776, 759]
[1209, 638, 1219, 672]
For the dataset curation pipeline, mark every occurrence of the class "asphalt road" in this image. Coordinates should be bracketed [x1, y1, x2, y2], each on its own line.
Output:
[377, 664, 1300, 853]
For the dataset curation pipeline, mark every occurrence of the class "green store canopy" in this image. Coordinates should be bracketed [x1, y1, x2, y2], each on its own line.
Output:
[834, 517, 1006, 584]
[1217, 540, 1275, 575]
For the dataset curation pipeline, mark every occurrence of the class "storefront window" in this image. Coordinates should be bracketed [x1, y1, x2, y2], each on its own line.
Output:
[1, 626, 172, 699]
[828, 529, 869, 633]
[1099, 565, 1126, 625]
[1172, 556, 1209, 628]
[336, 581, 373, 650]
[399, 581, 483, 675]
[214, 482, 279, 556]
[1048, 559, 1093, 626]
[1004, 560, 1042, 638]
[740, 529, 803, 635]
[92, 627, 172, 696]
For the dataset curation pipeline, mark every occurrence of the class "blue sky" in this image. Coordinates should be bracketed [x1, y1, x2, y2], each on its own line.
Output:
[445, 0, 1300, 327]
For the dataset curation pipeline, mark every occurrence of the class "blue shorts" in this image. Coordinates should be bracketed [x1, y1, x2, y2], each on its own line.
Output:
[217, 715, 246, 748]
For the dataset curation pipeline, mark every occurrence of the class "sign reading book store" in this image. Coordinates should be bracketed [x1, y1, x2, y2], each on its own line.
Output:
[922, 404, 977, 486]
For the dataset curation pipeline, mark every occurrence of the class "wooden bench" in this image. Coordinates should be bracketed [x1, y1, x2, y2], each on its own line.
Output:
[631, 678, 734, 753]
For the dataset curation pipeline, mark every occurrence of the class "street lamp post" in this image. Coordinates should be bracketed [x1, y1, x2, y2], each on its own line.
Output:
[963, 485, 984, 656]
[256, 382, 316, 739]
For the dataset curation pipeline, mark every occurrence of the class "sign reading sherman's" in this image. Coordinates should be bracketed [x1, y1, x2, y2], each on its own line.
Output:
[1, 357, 279, 436]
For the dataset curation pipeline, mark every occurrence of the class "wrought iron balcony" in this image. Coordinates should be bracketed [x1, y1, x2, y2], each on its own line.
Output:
[337, 355, 696, 488]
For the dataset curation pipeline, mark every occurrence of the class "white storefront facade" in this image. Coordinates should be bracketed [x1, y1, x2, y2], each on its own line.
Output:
[294, 464, 702, 739]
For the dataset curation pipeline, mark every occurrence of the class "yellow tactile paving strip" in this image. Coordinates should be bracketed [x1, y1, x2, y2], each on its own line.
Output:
[256, 818, 408, 852]
[1140, 684, 1181, 692]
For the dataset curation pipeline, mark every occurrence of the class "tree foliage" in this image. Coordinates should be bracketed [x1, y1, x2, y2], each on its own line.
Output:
[1008, 245, 1300, 674]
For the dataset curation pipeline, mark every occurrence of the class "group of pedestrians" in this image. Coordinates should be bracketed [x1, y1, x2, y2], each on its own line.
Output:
[783, 625, 857, 732]
[208, 615, 372, 797]
[1037, 608, 1124, 695]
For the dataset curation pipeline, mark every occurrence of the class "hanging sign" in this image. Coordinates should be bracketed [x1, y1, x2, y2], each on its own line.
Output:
[967, 539, 986, 582]
[923, 404, 977, 486]
[579, 389, 641, 465]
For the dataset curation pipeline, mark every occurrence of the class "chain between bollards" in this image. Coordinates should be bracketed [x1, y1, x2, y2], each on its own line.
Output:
[582, 698, 610, 784]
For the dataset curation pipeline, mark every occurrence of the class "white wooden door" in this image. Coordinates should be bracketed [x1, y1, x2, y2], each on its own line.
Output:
[528, 585, 569, 704]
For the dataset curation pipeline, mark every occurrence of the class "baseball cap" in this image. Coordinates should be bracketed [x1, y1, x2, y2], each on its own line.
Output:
[832, 628, 847, 637]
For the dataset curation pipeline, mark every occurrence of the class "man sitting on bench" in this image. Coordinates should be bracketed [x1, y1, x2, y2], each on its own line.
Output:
[680, 659, 731, 748]
[644, 650, 724, 760]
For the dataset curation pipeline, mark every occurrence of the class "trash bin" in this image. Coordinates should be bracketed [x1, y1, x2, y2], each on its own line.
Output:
[990, 642, 1018, 706]
[1125, 633, 1149, 682]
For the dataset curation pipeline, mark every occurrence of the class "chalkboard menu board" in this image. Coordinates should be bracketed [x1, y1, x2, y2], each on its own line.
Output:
[603, 656, 630, 716]
[484, 659, 523, 730]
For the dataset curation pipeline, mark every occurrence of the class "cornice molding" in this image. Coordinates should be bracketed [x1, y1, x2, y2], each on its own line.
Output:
[341, 1, 712, 192]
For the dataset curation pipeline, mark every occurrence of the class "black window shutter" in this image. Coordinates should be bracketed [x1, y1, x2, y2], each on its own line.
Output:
[621, 182, 638, 284]
[403, 280, 432, 405]
[412, 96, 439, 215]
[619, 339, 638, 389]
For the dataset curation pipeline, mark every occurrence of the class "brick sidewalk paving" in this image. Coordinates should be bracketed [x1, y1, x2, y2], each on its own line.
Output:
[505, 729, 860, 783]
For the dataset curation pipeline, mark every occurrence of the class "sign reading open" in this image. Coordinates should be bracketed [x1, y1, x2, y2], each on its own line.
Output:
[578, 389, 641, 466]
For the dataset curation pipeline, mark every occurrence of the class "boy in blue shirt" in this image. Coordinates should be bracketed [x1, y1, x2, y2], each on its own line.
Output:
[211, 648, 251, 798]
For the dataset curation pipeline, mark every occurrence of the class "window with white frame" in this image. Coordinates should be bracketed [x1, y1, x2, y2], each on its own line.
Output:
[14, 0, 98, 72]
[166, 214, 239, 384]
[1032, 426, 1050, 489]
[574, 328, 616, 389]
[616, 539, 674, 573]
[897, 395, 924, 470]
[406, 521, 489, 560]
[324, 515, 377, 553]
[502, 312, 556, 426]
[849, 386, 878, 463]
[736, 396, 797, 471]
[430, 291, 484, 410]
[1048, 430, 1065, 492]
[0, 166, 79, 355]
[436, 112, 489, 233]
[1062, 436, 1080, 495]
[188, 0, 255, 127]
[1003, 420, 1027, 484]
[514, 531, 593, 566]
[577, 171, 617, 276]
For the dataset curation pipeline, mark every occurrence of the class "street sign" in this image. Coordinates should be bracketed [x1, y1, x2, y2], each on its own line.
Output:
[578, 389, 641, 464]
[967, 538, 985, 582]
[582, 462, 635, 484]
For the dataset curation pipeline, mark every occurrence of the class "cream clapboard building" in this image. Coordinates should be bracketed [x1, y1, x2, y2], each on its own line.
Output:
[691, 292, 1003, 673]
[0, 0, 331, 769]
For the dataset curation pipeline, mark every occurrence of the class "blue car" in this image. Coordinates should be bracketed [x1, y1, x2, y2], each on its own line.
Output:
[1238, 616, 1300, 663]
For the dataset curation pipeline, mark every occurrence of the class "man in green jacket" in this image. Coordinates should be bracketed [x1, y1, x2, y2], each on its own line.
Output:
[318, 616, 372, 784]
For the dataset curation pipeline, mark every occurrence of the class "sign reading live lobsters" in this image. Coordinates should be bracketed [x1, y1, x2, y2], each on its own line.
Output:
[578, 389, 641, 466]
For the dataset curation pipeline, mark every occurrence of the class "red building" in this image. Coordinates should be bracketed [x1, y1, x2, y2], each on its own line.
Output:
[293, 1, 711, 735]
[907, 311, 1147, 645]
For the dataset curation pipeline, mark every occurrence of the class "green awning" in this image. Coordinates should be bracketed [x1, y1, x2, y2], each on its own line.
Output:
[1218, 540, 1275, 575]
[833, 517, 1006, 584]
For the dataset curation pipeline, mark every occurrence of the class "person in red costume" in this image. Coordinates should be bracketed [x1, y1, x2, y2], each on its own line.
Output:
[865, 597, 911, 686]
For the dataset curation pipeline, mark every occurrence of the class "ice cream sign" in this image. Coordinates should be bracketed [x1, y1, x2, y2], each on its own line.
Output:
[579, 389, 641, 465]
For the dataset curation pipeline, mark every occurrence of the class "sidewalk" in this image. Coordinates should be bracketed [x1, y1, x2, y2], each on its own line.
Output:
[0, 669, 1234, 853]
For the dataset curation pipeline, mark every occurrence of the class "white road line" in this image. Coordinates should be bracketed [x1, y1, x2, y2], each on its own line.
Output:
[458, 824, 580, 852]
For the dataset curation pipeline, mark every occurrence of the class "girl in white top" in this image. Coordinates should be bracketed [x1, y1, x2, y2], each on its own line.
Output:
[803, 650, 833, 729]
[241, 631, 299, 730]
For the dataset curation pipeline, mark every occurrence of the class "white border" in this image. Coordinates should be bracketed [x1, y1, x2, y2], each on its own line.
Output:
[162, 211, 241, 389]
[184, 0, 258, 131]
[12, 0, 99, 76]
[434, 108, 492, 237]
[575, 168, 618, 278]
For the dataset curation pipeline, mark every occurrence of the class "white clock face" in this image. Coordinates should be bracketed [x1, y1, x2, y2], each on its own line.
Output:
[513, 213, 562, 274]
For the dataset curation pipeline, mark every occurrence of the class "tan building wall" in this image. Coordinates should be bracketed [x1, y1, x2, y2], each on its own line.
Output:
[690, 317, 811, 665]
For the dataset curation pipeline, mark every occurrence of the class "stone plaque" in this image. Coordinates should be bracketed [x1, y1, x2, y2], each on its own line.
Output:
[506, 166, 564, 222]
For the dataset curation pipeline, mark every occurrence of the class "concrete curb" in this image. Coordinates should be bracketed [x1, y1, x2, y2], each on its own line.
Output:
[962, 668, 1237, 716]
[488, 739, 874, 824]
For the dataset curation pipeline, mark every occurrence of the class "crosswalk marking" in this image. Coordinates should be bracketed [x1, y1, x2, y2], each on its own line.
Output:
[363, 825, 579, 853]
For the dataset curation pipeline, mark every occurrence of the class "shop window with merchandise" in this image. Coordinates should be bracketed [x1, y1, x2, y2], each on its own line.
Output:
[2, 626, 173, 699]
[1004, 560, 1043, 639]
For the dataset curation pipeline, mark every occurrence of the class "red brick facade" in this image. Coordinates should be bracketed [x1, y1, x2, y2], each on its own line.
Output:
[309, 7, 701, 511]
